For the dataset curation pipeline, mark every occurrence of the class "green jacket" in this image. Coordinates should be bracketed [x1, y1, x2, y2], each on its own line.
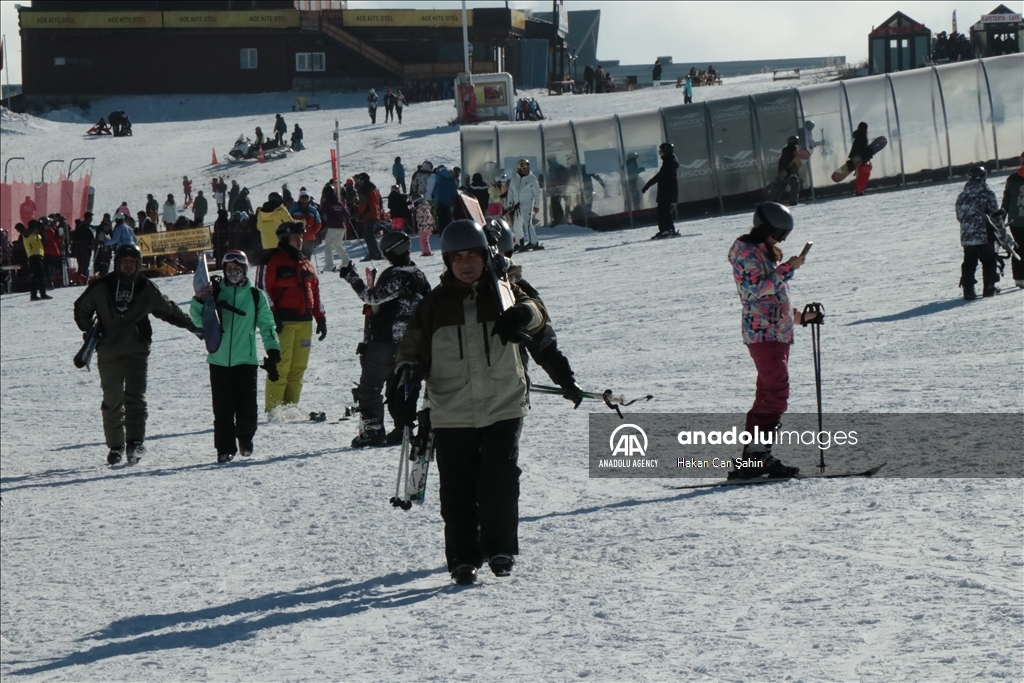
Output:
[74, 273, 194, 355]
[190, 278, 280, 367]
[396, 271, 547, 429]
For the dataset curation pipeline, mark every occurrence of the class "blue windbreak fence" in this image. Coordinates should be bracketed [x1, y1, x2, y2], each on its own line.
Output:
[461, 54, 1024, 229]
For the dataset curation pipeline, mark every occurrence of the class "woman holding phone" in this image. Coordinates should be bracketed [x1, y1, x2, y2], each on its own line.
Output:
[727, 202, 821, 480]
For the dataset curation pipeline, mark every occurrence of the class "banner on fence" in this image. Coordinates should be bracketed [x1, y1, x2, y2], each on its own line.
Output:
[138, 227, 212, 257]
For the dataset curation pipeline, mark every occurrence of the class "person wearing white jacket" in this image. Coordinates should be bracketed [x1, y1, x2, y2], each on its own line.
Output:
[505, 158, 543, 251]
[161, 194, 177, 229]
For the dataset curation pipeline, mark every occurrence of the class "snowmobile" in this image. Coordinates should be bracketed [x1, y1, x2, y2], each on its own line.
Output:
[225, 135, 290, 163]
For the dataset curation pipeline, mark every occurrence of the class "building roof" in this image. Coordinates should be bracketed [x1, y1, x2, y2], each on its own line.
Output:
[870, 11, 929, 37]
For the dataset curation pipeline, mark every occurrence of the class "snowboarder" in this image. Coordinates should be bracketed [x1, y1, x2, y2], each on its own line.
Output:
[273, 114, 287, 147]
[340, 231, 431, 447]
[73, 243, 199, 465]
[642, 142, 680, 238]
[505, 159, 542, 251]
[848, 122, 874, 196]
[1001, 151, 1024, 288]
[956, 166, 1001, 299]
[727, 202, 820, 480]
[394, 220, 548, 585]
[256, 221, 327, 412]
[191, 250, 280, 463]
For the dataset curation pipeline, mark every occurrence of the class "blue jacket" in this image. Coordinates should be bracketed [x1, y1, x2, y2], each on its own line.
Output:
[432, 170, 458, 207]
[392, 162, 405, 180]
[105, 222, 137, 246]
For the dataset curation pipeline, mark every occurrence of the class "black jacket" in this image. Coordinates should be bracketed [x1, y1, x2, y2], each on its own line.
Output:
[778, 144, 799, 174]
[343, 262, 431, 344]
[849, 130, 873, 163]
[643, 154, 679, 204]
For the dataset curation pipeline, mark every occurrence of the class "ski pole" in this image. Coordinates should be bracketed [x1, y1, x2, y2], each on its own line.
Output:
[390, 425, 412, 509]
[530, 384, 653, 419]
[801, 302, 826, 473]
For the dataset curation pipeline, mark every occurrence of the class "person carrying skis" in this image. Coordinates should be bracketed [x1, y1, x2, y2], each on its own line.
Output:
[848, 122, 873, 197]
[505, 159, 542, 251]
[956, 166, 1002, 299]
[1002, 151, 1024, 289]
[642, 142, 680, 239]
[340, 231, 431, 447]
[393, 219, 548, 585]
[257, 221, 327, 412]
[727, 202, 820, 480]
[73, 243, 199, 465]
[191, 250, 280, 463]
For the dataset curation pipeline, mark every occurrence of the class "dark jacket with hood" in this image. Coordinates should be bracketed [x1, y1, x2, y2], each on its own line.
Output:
[643, 153, 679, 204]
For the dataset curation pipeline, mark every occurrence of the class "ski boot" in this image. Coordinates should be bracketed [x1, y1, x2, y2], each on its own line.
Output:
[960, 277, 977, 301]
[107, 446, 124, 465]
[217, 452, 234, 464]
[763, 455, 800, 478]
[451, 564, 478, 586]
[351, 428, 387, 448]
[385, 427, 404, 446]
[727, 443, 770, 480]
[126, 440, 146, 465]
[239, 441, 253, 458]
[982, 285, 999, 298]
[488, 554, 515, 577]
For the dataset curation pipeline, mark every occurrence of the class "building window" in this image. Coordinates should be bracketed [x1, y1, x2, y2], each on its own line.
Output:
[296, 52, 326, 72]
[240, 48, 258, 70]
[54, 57, 66, 66]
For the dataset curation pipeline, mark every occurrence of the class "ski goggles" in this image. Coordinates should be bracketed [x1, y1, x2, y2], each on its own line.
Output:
[222, 250, 249, 268]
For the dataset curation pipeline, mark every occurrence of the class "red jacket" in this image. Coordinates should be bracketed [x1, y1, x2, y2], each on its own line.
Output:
[44, 227, 63, 257]
[257, 244, 326, 322]
[358, 187, 382, 223]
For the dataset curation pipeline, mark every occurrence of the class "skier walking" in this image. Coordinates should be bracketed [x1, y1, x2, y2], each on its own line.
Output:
[191, 250, 280, 463]
[394, 220, 548, 585]
[848, 122, 874, 197]
[642, 142, 680, 238]
[73, 243, 199, 465]
[956, 166, 1002, 299]
[340, 231, 430, 447]
[505, 159, 542, 251]
[727, 202, 820, 480]
[367, 89, 378, 124]
[1002, 152, 1024, 288]
[257, 221, 328, 412]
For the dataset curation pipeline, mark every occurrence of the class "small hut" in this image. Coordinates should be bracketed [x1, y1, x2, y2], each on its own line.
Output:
[868, 11, 931, 75]
[970, 4, 1023, 57]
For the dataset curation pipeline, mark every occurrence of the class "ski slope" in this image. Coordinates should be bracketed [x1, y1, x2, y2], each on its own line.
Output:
[2, 75, 1022, 682]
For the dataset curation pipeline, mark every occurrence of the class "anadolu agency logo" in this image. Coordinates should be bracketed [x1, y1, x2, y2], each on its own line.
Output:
[598, 424, 660, 469]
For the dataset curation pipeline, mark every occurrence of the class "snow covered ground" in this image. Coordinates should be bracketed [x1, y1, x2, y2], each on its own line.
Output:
[2, 74, 1022, 682]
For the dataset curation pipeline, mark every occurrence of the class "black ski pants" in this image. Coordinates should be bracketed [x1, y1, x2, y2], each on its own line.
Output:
[361, 220, 383, 259]
[357, 341, 398, 432]
[657, 201, 675, 233]
[210, 364, 258, 456]
[74, 247, 92, 278]
[97, 349, 149, 449]
[1010, 225, 1024, 283]
[27, 255, 47, 297]
[961, 242, 997, 292]
[433, 418, 523, 571]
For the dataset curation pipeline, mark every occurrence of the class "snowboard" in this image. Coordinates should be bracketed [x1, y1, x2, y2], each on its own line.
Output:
[831, 136, 887, 182]
[73, 318, 103, 370]
[193, 258, 222, 353]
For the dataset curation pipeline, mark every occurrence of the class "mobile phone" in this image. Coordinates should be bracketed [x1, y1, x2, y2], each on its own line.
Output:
[799, 241, 813, 258]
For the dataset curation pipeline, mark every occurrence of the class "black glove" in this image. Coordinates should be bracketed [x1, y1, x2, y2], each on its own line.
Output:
[338, 264, 354, 279]
[316, 317, 327, 341]
[187, 322, 204, 339]
[387, 365, 422, 427]
[262, 348, 281, 382]
[561, 381, 585, 409]
[490, 304, 532, 345]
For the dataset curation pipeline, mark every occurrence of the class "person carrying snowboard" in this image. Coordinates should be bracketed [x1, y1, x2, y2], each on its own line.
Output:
[393, 220, 548, 585]
[257, 221, 327, 412]
[642, 142, 680, 239]
[848, 122, 873, 196]
[73, 243, 200, 465]
[727, 202, 820, 480]
[191, 250, 280, 463]
[956, 166, 1001, 299]
[340, 231, 430, 447]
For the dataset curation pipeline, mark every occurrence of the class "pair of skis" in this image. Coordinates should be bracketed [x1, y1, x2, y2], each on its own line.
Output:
[390, 405, 435, 510]
[665, 462, 887, 490]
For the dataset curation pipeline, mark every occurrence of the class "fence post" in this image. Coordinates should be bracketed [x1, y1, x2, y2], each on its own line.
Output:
[885, 75, 906, 188]
[931, 66, 953, 180]
[977, 58, 999, 170]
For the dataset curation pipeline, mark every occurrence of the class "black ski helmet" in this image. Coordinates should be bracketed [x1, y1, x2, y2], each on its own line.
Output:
[967, 165, 987, 180]
[659, 142, 674, 154]
[276, 221, 304, 242]
[115, 242, 143, 263]
[787, 135, 800, 146]
[380, 230, 411, 260]
[440, 220, 488, 255]
[753, 202, 794, 241]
